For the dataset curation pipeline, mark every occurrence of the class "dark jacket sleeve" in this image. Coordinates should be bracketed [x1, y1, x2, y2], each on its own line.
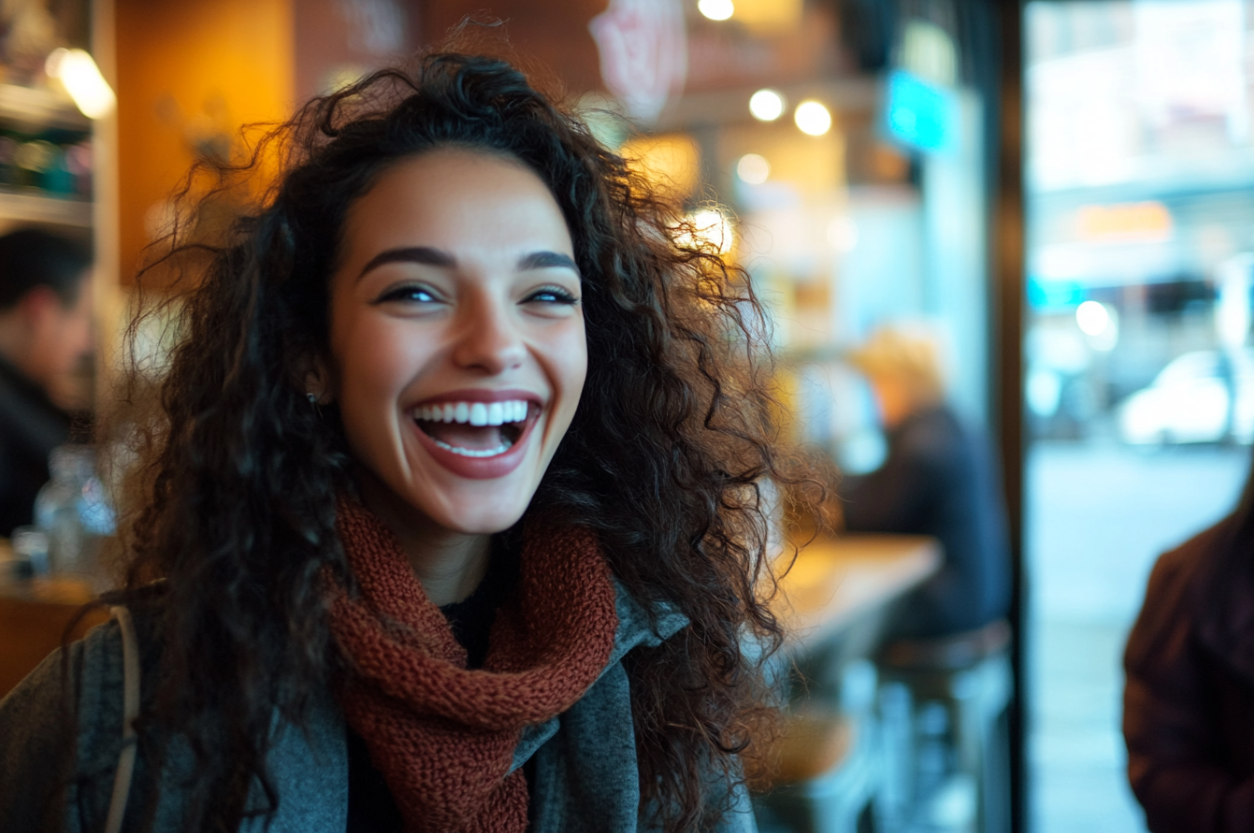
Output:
[1123, 537, 1254, 833]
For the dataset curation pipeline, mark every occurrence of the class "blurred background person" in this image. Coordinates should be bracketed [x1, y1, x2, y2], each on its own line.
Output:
[1123, 447, 1254, 832]
[841, 325, 1011, 638]
[0, 227, 93, 537]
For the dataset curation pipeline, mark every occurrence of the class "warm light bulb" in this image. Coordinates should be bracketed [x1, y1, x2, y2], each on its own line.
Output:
[677, 208, 735, 255]
[736, 153, 770, 184]
[794, 100, 832, 136]
[698, 0, 734, 21]
[46, 48, 115, 119]
[749, 89, 784, 122]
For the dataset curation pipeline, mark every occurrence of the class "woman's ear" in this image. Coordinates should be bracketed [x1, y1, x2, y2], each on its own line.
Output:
[298, 354, 335, 405]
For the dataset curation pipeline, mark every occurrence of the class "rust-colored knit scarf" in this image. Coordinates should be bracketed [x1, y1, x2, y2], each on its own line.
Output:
[327, 498, 619, 833]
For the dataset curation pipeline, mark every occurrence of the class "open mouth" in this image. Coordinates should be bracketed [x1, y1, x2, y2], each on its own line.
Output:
[411, 399, 534, 458]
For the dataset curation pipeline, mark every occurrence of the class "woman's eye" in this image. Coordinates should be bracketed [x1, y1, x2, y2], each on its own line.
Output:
[375, 285, 438, 304]
[524, 286, 580, 305]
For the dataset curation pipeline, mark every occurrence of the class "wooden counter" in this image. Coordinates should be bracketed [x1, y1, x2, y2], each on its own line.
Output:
[773, 533, 941, 656]
[0, 561, 103, 698]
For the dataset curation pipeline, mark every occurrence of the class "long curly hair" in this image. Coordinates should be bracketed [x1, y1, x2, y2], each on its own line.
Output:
[108, 51, 812, 832]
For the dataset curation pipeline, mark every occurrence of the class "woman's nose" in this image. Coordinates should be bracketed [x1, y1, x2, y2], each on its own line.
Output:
[450, 293, 526, 374]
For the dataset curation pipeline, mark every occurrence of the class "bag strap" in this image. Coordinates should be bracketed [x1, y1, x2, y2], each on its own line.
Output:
[103, 605, 140, 833]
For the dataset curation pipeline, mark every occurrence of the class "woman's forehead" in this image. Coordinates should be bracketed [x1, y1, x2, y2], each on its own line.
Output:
[336, 150, 575, 272]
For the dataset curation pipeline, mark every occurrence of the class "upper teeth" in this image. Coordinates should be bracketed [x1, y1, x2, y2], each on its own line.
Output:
[413, 400, 530, 427]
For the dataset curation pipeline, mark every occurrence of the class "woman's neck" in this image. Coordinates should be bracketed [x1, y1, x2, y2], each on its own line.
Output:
[355, 474, 491, 606]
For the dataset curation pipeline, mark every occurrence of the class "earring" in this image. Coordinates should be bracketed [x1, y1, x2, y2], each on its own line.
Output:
[306, 392, 318, 405]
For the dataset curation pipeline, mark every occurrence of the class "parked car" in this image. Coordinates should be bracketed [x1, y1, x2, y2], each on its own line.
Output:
[1118, 349, 1254, 445]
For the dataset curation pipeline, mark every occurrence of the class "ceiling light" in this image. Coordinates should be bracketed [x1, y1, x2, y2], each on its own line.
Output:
[46, 48, 115, 119]
[749, 89, 784, 122]
[698, 0, 734, 21]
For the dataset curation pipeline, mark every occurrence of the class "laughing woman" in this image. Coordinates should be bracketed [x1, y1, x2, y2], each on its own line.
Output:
[0, 52, 799, 832]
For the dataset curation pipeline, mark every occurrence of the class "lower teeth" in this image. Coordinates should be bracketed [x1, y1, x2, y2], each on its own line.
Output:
[434, 439, 512, 458]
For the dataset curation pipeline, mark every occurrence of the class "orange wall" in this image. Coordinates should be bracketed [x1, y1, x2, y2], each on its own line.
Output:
[116, 0, 295, 285]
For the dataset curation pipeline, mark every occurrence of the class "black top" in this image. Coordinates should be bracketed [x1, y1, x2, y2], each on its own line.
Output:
[0, 354, 72, 537]
[345, 546, 520, 832]
[841, 405, 1011, 638]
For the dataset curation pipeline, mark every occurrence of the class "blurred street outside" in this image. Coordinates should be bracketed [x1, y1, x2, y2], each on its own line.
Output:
[1027, 437, 1250, 833]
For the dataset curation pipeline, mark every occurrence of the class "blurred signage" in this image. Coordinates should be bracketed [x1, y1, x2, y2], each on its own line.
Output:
[1027, 278, 1084, 310]
[884, 69, 957, 154]
[1076, 201, 1173, 243]
[590, 0, 687, 124]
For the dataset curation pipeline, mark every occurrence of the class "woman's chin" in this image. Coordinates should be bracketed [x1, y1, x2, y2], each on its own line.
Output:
[411, 483, 532, 536]
[429, 506, 527, 537]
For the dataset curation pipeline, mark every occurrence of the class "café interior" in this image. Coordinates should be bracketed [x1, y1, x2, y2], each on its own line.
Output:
[3, 2, 1254, 832]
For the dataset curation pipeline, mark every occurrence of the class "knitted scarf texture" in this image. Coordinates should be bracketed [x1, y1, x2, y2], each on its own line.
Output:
[328, 498, 619, 833]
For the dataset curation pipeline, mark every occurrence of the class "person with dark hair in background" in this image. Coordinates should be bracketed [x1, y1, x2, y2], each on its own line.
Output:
[841, 326, 1010, 638]
[0, 51, 805, 832]
[1124, 448, 1254, 832]
[0, 227, 93, 537]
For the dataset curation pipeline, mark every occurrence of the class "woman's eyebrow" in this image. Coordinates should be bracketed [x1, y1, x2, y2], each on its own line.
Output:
[518, 251, 580, 275]
[358, 246, 455, 280]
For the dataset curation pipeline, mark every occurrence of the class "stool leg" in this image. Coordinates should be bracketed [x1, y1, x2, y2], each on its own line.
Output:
[978, 658, 1013, 833]
[959, 684, 984, 833]
[877, 681, 914, 829]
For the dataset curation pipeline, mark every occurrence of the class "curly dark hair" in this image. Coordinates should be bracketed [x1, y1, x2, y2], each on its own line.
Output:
[109, 50, 813, 832]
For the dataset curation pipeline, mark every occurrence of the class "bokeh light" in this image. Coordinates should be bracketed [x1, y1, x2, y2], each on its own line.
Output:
[698, 0, 734, 21]
[1075, 300, 1110, 336]
[678, 208, 735, 255]
[736, 153, 770, 184]
[794, 100, 833, 136]
[749, 89, 785, 122]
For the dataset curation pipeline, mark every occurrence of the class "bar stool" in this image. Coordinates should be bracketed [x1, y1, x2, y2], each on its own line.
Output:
[875, 619, 1013, 833]
[752, 658, 889, 833]
[753, 708, 883, 833]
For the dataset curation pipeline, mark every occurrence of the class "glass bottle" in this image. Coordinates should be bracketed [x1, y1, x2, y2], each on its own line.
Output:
[33, 445, 115, 576]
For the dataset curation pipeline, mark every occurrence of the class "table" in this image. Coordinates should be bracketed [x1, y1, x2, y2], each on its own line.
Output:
[0, 537, 104, 698]
[773, 533, 942, 657]
[750, 533, 942, 809]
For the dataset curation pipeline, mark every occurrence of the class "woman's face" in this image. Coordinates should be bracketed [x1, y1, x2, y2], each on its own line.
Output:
[326, 149, 587, 535]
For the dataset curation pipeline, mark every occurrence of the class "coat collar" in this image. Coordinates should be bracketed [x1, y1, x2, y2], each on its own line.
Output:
[510, 579, 687, 771]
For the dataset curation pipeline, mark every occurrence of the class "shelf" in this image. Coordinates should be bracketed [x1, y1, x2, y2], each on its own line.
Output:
[0, 189, 90, 227]
[0, 83, 89, 132]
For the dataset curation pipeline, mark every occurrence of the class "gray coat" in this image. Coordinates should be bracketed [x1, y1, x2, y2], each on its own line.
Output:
[0, 581, 758, 832]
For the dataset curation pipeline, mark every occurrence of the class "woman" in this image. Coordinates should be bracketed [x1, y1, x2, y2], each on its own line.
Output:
[0, 52, 801, 832]
[1124, 448, 1254, 832]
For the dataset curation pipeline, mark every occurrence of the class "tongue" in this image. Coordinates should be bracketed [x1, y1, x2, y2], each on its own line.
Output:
[421, 421, 505, 451]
